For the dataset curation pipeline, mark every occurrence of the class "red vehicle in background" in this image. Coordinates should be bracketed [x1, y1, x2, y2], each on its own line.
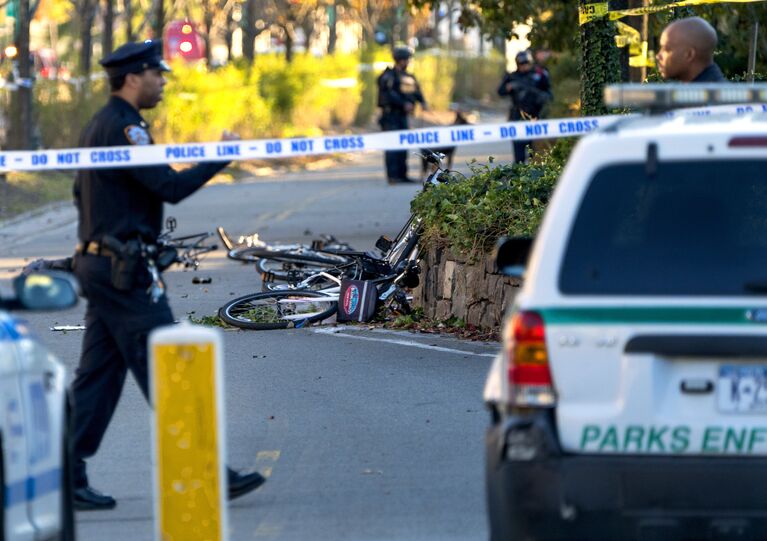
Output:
[164, 20, 205, 62]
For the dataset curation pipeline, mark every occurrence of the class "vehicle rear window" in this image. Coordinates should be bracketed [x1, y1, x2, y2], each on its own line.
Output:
[559, 160, 767, 295]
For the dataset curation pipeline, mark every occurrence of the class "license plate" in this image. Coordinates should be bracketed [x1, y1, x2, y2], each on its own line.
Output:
[717, 365, 767, 413]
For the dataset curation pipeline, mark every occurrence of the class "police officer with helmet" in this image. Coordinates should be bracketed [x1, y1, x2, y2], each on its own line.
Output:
[70, 40, 266, 510]
[498, 50, 552, 163]
[377, 46, 428, 184]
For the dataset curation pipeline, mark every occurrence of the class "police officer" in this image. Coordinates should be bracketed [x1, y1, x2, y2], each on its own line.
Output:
[70, 40, 266, 510]
[656, 17, 725, 83]
[498, 50, 552, 163]
[377, 46, 428, 184]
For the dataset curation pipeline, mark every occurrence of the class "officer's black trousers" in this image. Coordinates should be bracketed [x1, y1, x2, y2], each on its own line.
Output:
[71, 254, 173, 489]
[508, 108, 539, 164]
[379, 112, 409, 181]
[513, 140, 531, 164]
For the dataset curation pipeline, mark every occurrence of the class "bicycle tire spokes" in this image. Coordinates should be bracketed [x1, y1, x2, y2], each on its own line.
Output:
[219, 291, 338, 330]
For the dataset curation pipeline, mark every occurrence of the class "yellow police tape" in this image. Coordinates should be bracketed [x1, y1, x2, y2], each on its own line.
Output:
[579, 1, 610, 25]
[630, 42, 656, 68]
[580, 0, 766, 25]
[614, 21, 641, 50]
[153, 340, 224, 541]
[614, 22, 657, 68]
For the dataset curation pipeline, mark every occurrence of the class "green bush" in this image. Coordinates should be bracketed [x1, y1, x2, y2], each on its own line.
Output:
[27, 50, 505, 148]
[35, 79, 110, 149]
[411, 139, 574, 259]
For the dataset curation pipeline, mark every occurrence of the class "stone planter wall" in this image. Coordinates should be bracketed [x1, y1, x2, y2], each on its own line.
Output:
[412, 246, 522, 330]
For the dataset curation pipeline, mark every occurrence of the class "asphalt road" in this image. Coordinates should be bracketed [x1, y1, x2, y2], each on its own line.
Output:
[0, 140, 513, 541]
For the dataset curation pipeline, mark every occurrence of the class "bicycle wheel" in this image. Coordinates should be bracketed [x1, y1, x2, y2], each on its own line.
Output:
[256, 257, 344, 283]
[218, 290, 338, 330]
[230, 244, 351, 266]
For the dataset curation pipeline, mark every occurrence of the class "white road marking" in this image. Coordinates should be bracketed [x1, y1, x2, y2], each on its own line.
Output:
[312, 326, 496, 358]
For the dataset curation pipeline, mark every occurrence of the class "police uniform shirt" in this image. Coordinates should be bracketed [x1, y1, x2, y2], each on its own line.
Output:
[498, 67, 552, 118]
[74, 96, 227, 245]
[692, 63, 726, 83]
[378, 68, 426, 112]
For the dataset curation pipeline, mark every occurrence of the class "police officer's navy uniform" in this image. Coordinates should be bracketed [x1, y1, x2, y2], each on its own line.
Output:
[498, 51, 552, 163]
[377, 47, 426, 183]
[70, 40, 264, 510]
[692, 63, 726, 82]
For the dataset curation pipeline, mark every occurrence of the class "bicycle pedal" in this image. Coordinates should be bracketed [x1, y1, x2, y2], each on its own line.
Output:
[311, 239, 325, 251]
[261, 271, 275, 283]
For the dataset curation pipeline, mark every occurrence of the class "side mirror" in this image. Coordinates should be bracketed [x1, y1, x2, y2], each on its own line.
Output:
[494, 236, 533, 278]
[12, 271, 79, 311]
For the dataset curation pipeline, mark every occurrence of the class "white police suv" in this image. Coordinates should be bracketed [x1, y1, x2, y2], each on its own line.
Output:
[485, 84, 767, 541]
[0, 272, 77, 540]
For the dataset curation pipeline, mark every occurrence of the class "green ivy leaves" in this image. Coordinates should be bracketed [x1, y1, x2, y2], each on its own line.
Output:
[411, 142, 571, 260]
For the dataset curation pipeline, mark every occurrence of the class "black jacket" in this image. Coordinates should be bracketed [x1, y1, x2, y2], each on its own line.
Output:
[74, 96, 227, 244]
[498, 66, 552, 120]
[692, 63, 726, 83]
[377, 67, 426, 113]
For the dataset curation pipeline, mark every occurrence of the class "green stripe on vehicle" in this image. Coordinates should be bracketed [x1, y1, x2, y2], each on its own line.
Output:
[538, 307, 765, 325]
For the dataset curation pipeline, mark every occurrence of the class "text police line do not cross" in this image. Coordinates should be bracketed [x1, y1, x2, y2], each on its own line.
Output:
[0, 116, 607, 172]
[0, 105, 762, 173]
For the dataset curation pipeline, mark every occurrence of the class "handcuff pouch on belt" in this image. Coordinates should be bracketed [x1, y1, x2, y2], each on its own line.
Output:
[155, 246, 178, 272]
[102, 235, 142, 291]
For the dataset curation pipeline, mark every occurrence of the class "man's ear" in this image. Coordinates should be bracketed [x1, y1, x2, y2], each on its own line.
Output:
[685, 46, 697, 63]
[123, 72, 141, 89]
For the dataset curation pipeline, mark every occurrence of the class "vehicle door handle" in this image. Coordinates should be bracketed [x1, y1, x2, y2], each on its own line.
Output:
[43, 370, 56, 392]
[680, 379, 714, 395]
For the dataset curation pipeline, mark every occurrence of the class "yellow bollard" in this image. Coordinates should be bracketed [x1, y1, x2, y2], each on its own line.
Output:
[149, 323, 228, 541]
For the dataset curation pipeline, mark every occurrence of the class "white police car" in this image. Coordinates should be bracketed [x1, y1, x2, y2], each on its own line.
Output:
[485, 84, 767, 541]
[0, 272, 77, 540]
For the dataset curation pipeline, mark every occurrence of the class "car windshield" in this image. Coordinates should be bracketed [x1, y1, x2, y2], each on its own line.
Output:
[559, 159, 767, 295]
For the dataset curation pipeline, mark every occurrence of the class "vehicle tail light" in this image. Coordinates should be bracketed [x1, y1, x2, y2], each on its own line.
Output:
[728, 136, 767, 147]
[506, 310, 556, 407]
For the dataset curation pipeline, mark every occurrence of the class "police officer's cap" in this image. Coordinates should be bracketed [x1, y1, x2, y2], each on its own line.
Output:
[100, 40, 171, 77]
[515, 50, 533, 65]
[392, 46, 414, 61]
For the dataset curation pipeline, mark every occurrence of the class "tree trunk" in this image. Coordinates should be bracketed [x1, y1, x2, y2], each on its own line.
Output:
[300, 17, 315, 54]
[10, 0, 33, 149]
[285, 30, 293, 63]
[125, 0, 134, 42]
[327, 1, 337, 54]
[152, 0, 164, 40]
[640, 1, 649, 82]
[203, 0, 213, 66]
[242, 0, 256, 62]
[283, 24, 294, 63]
[225, 7, 234, 62]
[79, 0, 97, 76]
[578, 0, 621, 115]
[432, 3, 440, 45]
[103, 0, 114, 56]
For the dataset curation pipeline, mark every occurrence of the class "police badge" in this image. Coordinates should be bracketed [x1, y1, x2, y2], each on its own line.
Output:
[124, 125, 151, 145]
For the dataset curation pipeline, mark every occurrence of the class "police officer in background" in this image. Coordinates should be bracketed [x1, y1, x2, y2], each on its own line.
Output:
[70, 40, 266, 510]
[498, 50, 552, 163]
[377, 46, 428, 184]
[656, 17, 725, 83]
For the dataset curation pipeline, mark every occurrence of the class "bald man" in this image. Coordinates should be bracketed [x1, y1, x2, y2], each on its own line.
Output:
[656, 17, 725, 83]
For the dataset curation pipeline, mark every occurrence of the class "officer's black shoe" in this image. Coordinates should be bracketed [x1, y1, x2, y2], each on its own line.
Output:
[73, 486, 117, 511]
[388, 177, 416, 185]
[227, 469, 267, 501]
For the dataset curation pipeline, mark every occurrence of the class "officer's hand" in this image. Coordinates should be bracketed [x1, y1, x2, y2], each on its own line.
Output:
[404, 103, 414, 113]
[505, 83, 514, 92]
[221, 130, 240, 141]
[421, 103, 430, 112]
